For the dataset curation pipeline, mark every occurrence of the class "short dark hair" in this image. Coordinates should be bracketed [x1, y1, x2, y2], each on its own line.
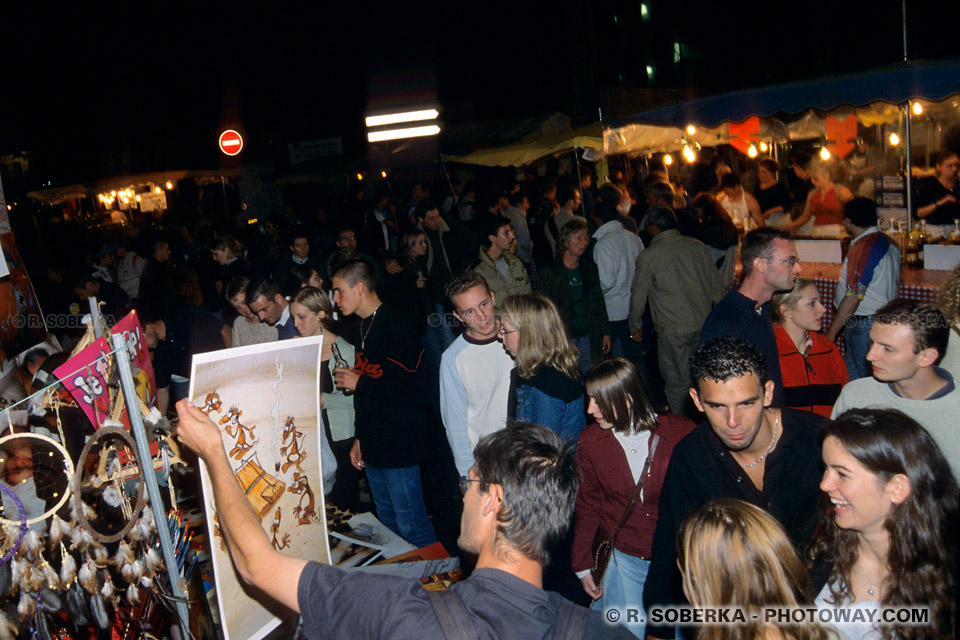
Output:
[75, 273, 98, 289]
[874, 299, 949, 363]
[645, 180, 674, 206]
[741, 228, 793, 277]
[245, 277, 282, 306]
[288, 226, 310, 245]
[286, 263, 319, 296]
[597, 184, 625, 223]
[645, 206, 678, 232]
[472, 422, 580, 566]
[843, 197, 878, 229]
[789, 150, 812, 169]
[446, 270, 491, 304]
[720, 173, 742, 189]
[478, 214, 513, 249]
[556, 184, 578, 209]
[508, 191, 527, 207]
[330, 257, 377, 293]
[758, 158, 780, 174]
[151, 238, 169, 256]
[690, 336, 767, 390]
[415, 199, 439, 218]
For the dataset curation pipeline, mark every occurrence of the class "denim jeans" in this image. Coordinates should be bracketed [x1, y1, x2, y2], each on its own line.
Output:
[591, 549, 649, 638]
[843, 315, 874, 380]
[363, 463, 437, 548]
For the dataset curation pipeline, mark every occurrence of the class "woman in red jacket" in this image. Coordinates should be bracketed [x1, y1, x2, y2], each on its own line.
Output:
[572, 358, 695, 638]
[772, 278, 849, 417]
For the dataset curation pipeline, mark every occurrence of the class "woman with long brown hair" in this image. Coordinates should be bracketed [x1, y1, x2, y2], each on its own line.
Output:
[572, 357, 694, 638]
[809, 408, 957, 640]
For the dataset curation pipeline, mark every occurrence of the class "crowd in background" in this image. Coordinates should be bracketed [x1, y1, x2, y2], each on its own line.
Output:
[13, 149, 959, 640]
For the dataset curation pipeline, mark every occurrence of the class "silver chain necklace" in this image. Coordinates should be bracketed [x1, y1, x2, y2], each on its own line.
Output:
[741, 410, 779, 469]
[360, 304, 381, 349]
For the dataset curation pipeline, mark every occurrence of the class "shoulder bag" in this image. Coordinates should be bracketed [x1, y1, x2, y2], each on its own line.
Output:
[591, 434, 659, 588]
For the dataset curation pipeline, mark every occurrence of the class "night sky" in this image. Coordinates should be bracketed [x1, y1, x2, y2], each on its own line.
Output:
[1, 1, 957, 187]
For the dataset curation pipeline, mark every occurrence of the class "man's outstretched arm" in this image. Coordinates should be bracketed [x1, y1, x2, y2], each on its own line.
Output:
[175, 398, 307, 612]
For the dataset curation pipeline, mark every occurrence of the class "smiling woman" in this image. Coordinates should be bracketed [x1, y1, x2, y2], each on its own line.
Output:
[808, 409, 958, 640]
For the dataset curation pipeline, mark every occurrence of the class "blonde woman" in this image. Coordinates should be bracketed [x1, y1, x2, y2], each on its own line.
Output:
[784, 161, 853, 237]
[500, 293, 585, 442]
[772, 278, 848, 416]
[935, 263, 960, 380]
[680, 498, 832, 640]
[290, 287, 359, 511]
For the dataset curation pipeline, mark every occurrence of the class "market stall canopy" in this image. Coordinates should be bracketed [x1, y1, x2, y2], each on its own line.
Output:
[606, 58, 960, 129]
[441, 123, 603, 167]
[26, 184, 90, 205]
[28, 169, 242, 205]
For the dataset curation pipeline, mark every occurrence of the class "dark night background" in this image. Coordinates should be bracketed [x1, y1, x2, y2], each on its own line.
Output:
[1, 1, 958, 187]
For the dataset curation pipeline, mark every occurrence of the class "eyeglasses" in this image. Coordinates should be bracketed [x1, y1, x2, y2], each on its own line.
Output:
[497, 322, 517, 336]
[459, 476, 481, 495]
[763, 256, 799, 267]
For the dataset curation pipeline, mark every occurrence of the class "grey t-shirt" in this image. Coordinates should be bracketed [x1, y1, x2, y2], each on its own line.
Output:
[297, 563, 631, 639]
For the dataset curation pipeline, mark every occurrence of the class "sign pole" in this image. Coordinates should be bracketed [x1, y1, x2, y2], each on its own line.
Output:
[87, 297, 102, 339]
[110, 332, 190, 639]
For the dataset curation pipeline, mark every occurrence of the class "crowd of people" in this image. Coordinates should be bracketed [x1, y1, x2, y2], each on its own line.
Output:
[16, 154, 960, 639]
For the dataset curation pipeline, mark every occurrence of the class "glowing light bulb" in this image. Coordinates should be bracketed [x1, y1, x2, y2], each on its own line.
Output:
[912, 102, 923, 115]
[165, 181, 173, 189]
[356, 173, 363, 181]
[381, 171, 387, 178]
[759, 141, 768, 152]
[747, 144, 758, 158]
[888, 132, 901, 146]
[663, 154, 674, 166]
[154, 186, 162, 194]
[685, 125, 696, 136]
[820, 147, 831, 161]
[682, 146, 696, 163]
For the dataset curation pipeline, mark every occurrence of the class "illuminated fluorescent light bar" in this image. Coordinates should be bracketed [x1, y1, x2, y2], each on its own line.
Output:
[368, 125, 441, 142]
[365, 109, 439, 127]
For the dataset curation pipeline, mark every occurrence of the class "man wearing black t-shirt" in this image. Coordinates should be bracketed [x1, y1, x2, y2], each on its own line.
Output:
[329, 258, 437, 548]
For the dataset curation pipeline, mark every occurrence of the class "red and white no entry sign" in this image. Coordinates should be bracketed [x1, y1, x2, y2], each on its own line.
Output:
[219, 129, 243, 156]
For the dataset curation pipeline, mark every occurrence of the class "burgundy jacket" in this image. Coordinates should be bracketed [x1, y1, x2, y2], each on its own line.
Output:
[571, 414, 696, 572]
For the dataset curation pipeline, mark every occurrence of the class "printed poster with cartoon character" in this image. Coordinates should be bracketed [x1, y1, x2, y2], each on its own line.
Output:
[189, 336, 330, 640]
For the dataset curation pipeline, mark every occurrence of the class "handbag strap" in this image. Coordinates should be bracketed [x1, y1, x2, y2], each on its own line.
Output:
[608, 434, 660, 547]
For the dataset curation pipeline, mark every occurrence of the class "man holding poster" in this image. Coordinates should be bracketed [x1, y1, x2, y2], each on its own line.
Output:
[175, 401, 628, 639]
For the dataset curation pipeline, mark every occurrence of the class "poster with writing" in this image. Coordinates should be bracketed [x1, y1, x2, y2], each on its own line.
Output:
[52, 336, 112, 429]
[190, 336, 330, 640]
[110, 310, 157, 405]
